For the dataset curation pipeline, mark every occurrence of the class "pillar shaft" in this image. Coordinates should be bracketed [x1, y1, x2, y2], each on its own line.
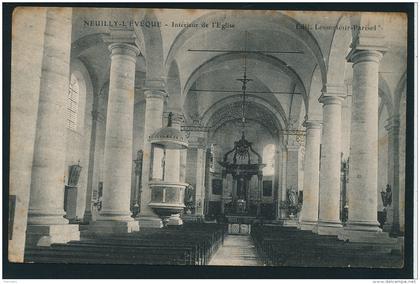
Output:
[346, 50, 383, 231]
[164, 113, 183, 183]
[180, 149, 187, 183]
[299, 121, 321, 230]
[193, 147, 206, 216]
[9, 7, 47, 260]
[279, 148, 288, 219]
[285, 146, 300, 193]
[26, 8, 81, 246]
[315, 94, 344, 235]
[385, 117, 401, 234]
[98, 43, 139, 226]
[83, 108, 100, 223]
[137, 87, 165, 227]
[28, 8, 73, 226]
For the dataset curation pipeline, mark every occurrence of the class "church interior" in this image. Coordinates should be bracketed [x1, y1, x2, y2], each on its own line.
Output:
[9, 8, 408, 268]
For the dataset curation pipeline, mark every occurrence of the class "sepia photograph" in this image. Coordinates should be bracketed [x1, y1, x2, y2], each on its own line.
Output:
[3, 2, 415, 279]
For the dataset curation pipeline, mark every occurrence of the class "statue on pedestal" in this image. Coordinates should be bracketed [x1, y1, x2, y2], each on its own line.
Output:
[381, 184, 392, 208]
[184, 184, 195, 214]
[286, 186, 299, 217]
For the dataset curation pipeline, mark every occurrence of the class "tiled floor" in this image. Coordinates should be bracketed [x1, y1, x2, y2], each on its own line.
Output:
[209, 235, 262, 266]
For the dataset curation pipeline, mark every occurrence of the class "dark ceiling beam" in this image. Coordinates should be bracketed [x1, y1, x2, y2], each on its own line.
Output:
[187, 49, 304, 54]
[190, 89, 301, 95]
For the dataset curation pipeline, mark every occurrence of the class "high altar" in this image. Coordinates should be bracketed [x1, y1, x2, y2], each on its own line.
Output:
[218, 132, 265, 234]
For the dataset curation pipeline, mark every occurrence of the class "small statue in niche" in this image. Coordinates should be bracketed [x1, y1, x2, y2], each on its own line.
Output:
[381, 184, 392, 208]
[286, 186, 299, 217]
[93, 182, 103, 212]
[184, 184, 195, 214]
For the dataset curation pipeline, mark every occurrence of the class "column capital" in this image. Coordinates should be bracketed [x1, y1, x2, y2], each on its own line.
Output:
[347, 49, 385, 64]
[321, 84, 346, 95]
[319, 84, 346, 105]
[303, 119, 322, 129]
[108, 43, 140, 60]
[143, 79, 167, 99]
[144, 89, 166, 100]
[103, 32, 141, 58]
[318, 95, 344, 105]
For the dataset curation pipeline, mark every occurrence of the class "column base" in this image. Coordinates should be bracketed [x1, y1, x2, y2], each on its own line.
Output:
[26, 224, 80, 247]
[136, 216, 163, 228]
[383, 223, 402, 236]
[383, 223, 393, 232]
[82, 210, 93, 224]
[381, 206, 394, 230]
[282, 218, 299, 227]
[338, 227, 397, 243]
[298, 220, 317, 230]
[89, 220, 139, 234]
[182, 214, 204, 223]
[167, 214, 183, 226]
[313, 220, 342, 235]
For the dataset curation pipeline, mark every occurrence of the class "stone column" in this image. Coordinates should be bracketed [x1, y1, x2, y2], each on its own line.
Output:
[274, 150, 281, 220]
[279, 148, 288, 220]
[163, 112, 185, 226]
[299, 120, 322, 230]
[257, 171, 263, 217]
[83, 108, 100, 223]
[314, 88, 344, 235]
[282, 145, 300, 226]
[383, 117, 400, 233]
[26, 8, 81, 246]
[137, 82, 165, 228]
[185, 133, 207, 218]
[180, 149, 187, 183]
[339, 48, 394, 242]
[164, 112, 184, 182]
[9, 7, 47, 261]
[90, 40, 140, 233]
[221, 171, 228, 214]
[194, 146, 207, 216]
[204, 148, 212, 216]
[285, 145, 300, 193]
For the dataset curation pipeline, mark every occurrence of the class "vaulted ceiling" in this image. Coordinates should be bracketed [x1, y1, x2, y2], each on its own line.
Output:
[70, 8, 408, 143]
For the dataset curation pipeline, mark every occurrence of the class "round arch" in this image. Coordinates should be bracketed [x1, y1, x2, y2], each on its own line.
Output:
[182, 51, 308, 109]
[326, 15, 352, 86]
[394, 71, 407, 116]
[165, 10, 327, 86]
[166, 60, 182, 111]
[201, 94, 287, 132]
[134, 10, 165, 82]
[378, 74, 394, 116]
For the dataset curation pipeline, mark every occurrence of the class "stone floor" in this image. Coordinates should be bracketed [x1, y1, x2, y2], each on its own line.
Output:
[209, 235, 262, 266]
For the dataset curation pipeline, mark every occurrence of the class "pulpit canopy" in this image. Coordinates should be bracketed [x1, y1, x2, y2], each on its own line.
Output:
[149, 112, 188, 149]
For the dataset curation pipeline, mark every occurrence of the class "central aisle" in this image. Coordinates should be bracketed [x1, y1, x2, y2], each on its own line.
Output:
[209, 234, 262, 266]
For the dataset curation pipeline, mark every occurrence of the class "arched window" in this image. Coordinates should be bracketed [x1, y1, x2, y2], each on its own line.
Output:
[263, 144, 275, 176]
[67, 73, 79, 131]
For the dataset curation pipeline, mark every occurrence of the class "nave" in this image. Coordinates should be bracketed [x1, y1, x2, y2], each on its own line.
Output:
[8, 8, 409, 270]
[25, 223, 403, 268]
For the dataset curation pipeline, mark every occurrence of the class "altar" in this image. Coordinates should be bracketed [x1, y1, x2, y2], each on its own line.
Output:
[218, 132, 266, 234]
